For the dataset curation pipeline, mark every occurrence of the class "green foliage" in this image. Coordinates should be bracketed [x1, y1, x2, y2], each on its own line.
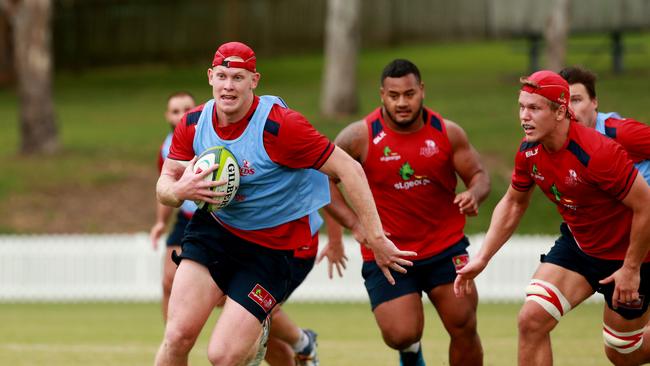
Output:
[0, 302, 609, 365]
[0, 33, 648, 233]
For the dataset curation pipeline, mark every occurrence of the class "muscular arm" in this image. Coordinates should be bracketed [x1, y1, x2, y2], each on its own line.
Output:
[446, 120, 491, 216]
[319, 146, 416, 284]
[454, 185, 534, 296]
[600, 174, 650, 306]
[325, 120, 368, 232]
[156, 157, 222, 207]
[333, 120, 367, 164]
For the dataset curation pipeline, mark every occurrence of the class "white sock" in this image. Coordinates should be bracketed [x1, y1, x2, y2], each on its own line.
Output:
[400, 341, 421, 353]
[292, 329, 310, 352]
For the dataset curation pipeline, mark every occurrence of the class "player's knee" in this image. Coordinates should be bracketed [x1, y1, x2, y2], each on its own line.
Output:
[520, 279, 570, 334]
[517, 304, 556, 336]
[603, 324, 645, 365]
[163, 326, 197, 355]
[207, 347, 239, 366]
[382, 329, 422, 350]
[445, 310, 478, 339]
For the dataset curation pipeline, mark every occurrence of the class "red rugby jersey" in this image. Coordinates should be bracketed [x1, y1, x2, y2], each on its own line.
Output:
[511, 121, 645, 261]
[602, 115, 650, 163]
[360, 107, 466, 261]
[167, 96, 334, 250]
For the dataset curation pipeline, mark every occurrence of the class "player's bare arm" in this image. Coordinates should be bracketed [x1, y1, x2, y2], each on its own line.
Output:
[156, 157, 224, 207]
[319, 146, 416, 285]
[150, 203, 174, 249]
[454, 185, 533, 297]
[599, 173, 650, 307]
[446, 120, 491, 216]
[333, 120, 368, 163]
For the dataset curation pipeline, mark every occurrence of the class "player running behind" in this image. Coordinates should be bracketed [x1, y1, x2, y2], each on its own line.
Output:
[328, 59, 489, 366]
[559, 65, 650, 182]
[149, 91, 196, 321]
[455, 70, 650, 366]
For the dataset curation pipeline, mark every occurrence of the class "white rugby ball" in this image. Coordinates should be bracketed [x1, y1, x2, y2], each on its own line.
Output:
[193, 146, 240, 211]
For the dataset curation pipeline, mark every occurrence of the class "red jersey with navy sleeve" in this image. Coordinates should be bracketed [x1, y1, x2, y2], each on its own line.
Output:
[600, 115, 650, 163]
[167, 96, 334, 250]
[511, 121, 645, 261]
[360, 107, 466, 261]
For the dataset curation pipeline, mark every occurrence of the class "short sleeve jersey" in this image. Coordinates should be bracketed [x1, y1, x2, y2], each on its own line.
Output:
[511, 121, 643, 261]
[167, 96, 334, 249]
[601, 115, 650, 163]
[360, 107, 466, 261]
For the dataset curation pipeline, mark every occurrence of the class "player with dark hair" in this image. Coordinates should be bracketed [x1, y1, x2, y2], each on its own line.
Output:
[329, 58, 489, 366]
[155, 42, 415, 366]
[149, 91, 196, 321]
[455, 70, 650, 365]
[559, 65, 650, 181]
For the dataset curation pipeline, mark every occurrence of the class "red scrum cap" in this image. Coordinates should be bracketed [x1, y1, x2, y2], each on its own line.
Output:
[211, 41, 257, 72]
[520, 70, 570, 109]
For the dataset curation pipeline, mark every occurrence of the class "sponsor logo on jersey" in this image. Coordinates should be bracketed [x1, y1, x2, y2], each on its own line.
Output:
[399, 162, 415, 180]
[394, 162, 431, 190]
[240, 160, 255, 176]
[531, 164, 545, 181]
[420, 139, 439, 157]
[550, 183, 562, 201]
[550, 183, 577, 210]
[380, 146, 401, 162]
[248, 284, 276, 312]
[525, 147, 539, 158]
[452, 254, 470, 271]
[373, 130, 387, 145]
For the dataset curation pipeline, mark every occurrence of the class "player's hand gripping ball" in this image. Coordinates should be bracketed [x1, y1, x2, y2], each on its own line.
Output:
[193, 146, 240, 211]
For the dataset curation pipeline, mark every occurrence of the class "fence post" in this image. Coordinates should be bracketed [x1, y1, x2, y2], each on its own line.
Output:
[612, 31, 624, 74]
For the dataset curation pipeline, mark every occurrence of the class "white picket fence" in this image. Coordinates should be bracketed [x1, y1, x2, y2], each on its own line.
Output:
[0, 233, 600, 303]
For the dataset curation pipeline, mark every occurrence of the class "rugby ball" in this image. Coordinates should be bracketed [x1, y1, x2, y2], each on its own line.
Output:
[193, 146, 240, 211]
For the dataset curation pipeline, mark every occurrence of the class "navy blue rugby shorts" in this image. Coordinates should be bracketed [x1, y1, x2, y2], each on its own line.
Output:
[286, 256, 316, 299]
[362, 237, 470, 310]
[165, 211, 191, 247]
[174, 209, 293, 322]
[541, 223, 650, 320]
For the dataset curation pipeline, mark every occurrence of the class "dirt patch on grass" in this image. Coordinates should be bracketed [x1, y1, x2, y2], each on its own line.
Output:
[1, 167, 158, 234]
[0, 151, 513, 234]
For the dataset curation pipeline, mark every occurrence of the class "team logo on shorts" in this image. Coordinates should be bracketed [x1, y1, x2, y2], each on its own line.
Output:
[452, 254, 469, 271]
[617, 295, 645, 310]
[248, 284, 277, 312]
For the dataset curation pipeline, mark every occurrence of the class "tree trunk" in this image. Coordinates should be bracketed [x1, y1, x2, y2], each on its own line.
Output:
[544, 0, 570, 72]
[13, 0, 59, 155]
[0, 2, 15, 85]
[321, 0, 361, 117]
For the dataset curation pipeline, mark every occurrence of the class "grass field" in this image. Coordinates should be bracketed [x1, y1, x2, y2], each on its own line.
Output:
[0, 301, 612, 366]
[0, 34, 649, 234]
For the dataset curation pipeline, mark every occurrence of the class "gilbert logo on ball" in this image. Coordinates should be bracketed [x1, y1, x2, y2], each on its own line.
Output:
[193, 146, 240, 211]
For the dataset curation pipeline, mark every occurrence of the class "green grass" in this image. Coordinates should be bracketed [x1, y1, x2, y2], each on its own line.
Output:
[0, 301, 610, 365]
[0, 33, 649, 233]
